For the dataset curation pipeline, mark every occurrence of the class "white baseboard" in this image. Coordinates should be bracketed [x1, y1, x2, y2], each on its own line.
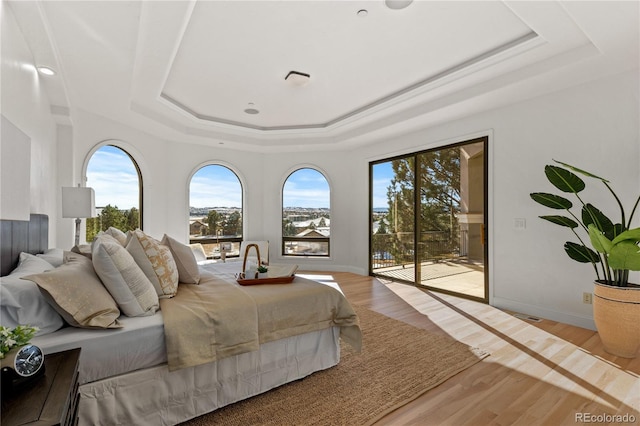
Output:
[492, 297, 596, 331]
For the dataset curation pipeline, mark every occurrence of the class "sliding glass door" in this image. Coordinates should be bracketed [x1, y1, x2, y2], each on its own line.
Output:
[370, 137, 488, 302]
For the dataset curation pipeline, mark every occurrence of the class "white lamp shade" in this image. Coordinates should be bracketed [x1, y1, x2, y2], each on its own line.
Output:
[62, 187, 96, 218]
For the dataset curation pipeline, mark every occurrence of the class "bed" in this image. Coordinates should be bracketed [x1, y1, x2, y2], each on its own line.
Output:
[0, 215, 361, 425]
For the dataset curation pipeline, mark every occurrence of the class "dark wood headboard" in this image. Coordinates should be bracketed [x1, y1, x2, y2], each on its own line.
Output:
[0, 214, 49, 276]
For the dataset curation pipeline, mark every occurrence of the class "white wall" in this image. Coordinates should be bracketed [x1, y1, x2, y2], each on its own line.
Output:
[353, 69, 639, 329]
[1, 2, 58, 242]
[67, 69, 638, 330]
[2, 0, 638, 329]
[70, 110, 361, 272]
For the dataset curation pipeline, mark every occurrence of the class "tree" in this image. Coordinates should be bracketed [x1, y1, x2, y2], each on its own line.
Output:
[417, 149, 461, 234]
[376, 220, 388, 234]
[206, 210, 222, 236]
[101, 205, 125, 231]
[124, 207, 140, 231]
[283, 219, 297, 236]
[385, 158, 415, 264]
[223, 211, 242, 236]
[85, 204, 138, 242]
[86, 217, 100, 242]
[384, 148, 462, 263]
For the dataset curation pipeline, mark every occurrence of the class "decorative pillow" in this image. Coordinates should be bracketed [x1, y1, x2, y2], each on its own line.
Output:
[36, 248, 65, 267]
[189, 243, 207, 263]
[71, 244, 93, 259]
[22, 252, 122, 329]
[126, 230, 179, 298]
[93, 233, 120, 247]
[161, 234, 200, 284]
[9, 252, 55, 277]
[1, 265, 64, 336]
[104, 227, 127, 246]
[92, 239, 159, 317]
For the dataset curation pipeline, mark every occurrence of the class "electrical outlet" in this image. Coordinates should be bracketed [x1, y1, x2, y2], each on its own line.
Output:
[582, 292, 593, 304]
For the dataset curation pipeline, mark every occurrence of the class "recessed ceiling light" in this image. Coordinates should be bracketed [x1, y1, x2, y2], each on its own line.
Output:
[357, 9, 368, 17]
[244, 102, 259, 115]
[285, 71, 311, 87]
[37, 66, 56, 76]
[385, 0, 413, 10]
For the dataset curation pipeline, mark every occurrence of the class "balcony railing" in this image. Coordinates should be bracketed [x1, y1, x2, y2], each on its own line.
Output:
[189, 236, 242, 260]
[371, 230, 467, 270]
[282, 236, 330, 256]
[189, 235, 331, 259]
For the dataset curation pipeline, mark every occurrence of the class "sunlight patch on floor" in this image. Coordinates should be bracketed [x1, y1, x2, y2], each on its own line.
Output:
[298, 274, 342, 292]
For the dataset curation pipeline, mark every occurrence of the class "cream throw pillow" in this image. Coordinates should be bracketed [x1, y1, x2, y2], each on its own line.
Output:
[22, 252, 122, 329]
[161, 234, 200, 284]
[104, 226, 128, 246]
[92, 239, 159, 317]
[127, 230, 179, 298]
[189, 244, 207, 263]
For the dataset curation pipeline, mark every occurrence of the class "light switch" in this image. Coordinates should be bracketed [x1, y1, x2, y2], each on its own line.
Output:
[514, 218, 526, 230]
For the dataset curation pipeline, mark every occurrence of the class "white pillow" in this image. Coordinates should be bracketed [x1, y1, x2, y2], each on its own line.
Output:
[1, 272, 64, 336]
[92, 232, 120, 248]
[92, 239, 159, 317]
[9, 252, 55, 277]
[104, 227, 128, 246]
[126, 230, 179, 298]
[37, 248, 65, 267]
[189, 243, 207, 263]
[161, 234, 200, 284]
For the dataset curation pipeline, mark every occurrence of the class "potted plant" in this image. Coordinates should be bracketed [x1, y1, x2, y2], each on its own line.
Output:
[257, 265, 269, 279]
[530, 160, 640, 358]
[0, 325, 39, 359]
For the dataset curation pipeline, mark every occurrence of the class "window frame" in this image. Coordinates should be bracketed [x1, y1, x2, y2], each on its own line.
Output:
[84, 143, 144, 234]
[188, 163, 244, 260]
[281, 167, 331, 258]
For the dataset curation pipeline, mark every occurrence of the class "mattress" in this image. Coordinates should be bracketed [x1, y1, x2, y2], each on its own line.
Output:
[78, 327, 340, 426]
[32, 313, 166, 384]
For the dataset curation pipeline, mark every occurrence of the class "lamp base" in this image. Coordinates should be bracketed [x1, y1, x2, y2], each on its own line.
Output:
[75, 217, 81, 246]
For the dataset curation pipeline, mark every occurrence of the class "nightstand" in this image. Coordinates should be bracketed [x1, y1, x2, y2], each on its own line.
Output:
[1, 348, 81, 426]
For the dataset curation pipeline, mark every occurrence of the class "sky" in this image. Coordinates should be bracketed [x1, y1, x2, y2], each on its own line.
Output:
[282, 168, 330, 208]
[372, 161, 394, 209]
[86, 146, 140, 209]
[86, 146, 337, 209]
[190, 165, 243, 208]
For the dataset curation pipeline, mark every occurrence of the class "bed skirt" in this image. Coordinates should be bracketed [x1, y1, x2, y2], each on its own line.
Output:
[78, 327, 340, 426]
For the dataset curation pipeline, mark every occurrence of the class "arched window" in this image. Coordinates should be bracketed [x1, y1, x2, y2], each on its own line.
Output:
[282, 168, 330, 257]
[189, 164, 243, 260]
[85, 145, 142, 241]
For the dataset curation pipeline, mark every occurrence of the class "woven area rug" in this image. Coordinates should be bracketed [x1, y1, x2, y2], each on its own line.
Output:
[182, 305, 489, 426]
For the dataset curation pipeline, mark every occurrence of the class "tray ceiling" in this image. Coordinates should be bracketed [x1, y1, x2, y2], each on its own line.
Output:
[7, 1, 639, 151]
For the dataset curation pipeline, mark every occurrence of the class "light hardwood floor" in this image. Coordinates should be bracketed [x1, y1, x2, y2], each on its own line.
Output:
[300, 271, 640, 426]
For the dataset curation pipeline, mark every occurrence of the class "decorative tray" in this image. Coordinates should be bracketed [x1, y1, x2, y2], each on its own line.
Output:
[236, 243, 297, 285]
[236, 274, 295, 286]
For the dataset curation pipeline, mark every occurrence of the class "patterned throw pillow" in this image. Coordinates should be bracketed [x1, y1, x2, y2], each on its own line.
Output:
[126, 230, 179, 298]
